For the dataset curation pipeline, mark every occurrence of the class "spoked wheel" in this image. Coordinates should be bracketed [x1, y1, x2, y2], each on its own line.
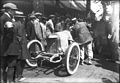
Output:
[26, 40, 44, 67]
[65, 42, 80, 75]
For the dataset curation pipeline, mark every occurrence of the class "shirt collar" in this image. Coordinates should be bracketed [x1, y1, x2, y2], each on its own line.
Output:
[4, 12, 11, 18]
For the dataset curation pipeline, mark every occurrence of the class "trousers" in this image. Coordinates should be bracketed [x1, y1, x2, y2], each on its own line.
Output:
[1, 55, 18, 82]
[80, 41, 93, 60]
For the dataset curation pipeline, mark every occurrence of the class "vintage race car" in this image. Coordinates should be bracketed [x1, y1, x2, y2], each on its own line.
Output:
[26, 31, 80, 75]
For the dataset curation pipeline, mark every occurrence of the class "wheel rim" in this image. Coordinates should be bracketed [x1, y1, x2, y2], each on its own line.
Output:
[26, 40, 44, 67]
[66, 43, 80, 75]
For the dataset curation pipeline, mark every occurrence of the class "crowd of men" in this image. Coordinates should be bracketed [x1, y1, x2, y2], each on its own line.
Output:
[0, 2, 119, 83]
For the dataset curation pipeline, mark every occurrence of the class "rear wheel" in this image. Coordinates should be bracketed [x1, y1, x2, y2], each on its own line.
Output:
[65, 42, 80, 75]
[26, 40, 44, 67]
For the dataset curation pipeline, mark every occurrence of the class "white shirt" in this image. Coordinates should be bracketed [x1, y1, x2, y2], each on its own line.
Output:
[5, 12, 15, 22]
[46, 19, 54, 31]
[40, 22, 46, 38]
[5, 12, 11, 18]
[34, 19, 42, 40]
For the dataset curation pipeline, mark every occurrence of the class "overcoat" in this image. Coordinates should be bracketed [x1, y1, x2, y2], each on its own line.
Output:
[0, 13, 14, 56]
[13, 21, 30, 59]
[26, 20, 36, 40]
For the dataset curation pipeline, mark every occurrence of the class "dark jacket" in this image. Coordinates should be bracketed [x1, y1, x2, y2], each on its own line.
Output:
[26, 20, 36, 40]
[13, 21, 30, 59]
[0, 13, 14, 56]
[72, 22, 93, 44]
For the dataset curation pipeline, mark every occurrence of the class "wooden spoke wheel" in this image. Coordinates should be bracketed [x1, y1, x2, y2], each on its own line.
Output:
[26, 40, 44, 67]
[65, 42, 80, 75]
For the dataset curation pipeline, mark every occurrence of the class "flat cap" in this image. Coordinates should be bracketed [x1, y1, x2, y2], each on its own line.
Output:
[49, 14, 55, 18]
[34, 12, 42, 16]
[3, 3, 18, 10]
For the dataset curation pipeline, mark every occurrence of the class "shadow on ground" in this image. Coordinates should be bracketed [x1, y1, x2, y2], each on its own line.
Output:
[93, 54, 119, 74]
[25, 60, 70, 77]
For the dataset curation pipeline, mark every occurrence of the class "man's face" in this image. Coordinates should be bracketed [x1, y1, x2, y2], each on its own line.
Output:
[8, 9, 15, 16]
[38, 16, 42, 22]
[52, 17, 55, 22]
[43, 20, 46, 24]
[72, 21, 76, 25]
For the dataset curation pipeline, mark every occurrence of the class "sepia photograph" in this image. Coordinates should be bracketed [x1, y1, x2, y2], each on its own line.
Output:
[0, 0, 119, 83]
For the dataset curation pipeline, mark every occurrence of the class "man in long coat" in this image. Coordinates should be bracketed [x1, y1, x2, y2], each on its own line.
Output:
[13, 11, 30, 82]
[26, 14, 36, 41]
[0, 3, 19, 83]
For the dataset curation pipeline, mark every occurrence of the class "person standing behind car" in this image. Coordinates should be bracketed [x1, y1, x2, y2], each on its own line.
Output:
[0, 3, 19, 83]
[39, 17, 47, 48]
[71, 18, 93, 65]
[46, 15, 55, 37]
[55, 17, 65, 32]
[34, 12, 43, 42]
[26, 14, 36, 41]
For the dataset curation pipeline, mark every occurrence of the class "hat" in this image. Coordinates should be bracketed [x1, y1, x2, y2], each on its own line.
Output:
[71, 18, 77, 21]
[49, 14, 55, 19]
[29, 14, 36, 18]
[14, 11, 25, 18]
[3, 3, 18, 10]
[34, 12, 42, 16]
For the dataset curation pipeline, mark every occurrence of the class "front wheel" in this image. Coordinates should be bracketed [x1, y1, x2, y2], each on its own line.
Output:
[26, 39, 44, 67]
[65, 42, 80, 75]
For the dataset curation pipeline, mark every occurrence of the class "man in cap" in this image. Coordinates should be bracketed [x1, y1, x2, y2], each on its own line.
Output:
[33, 12, 43, 41]
[34, 12, 42, 21]
[26, 14, 36, 41]
[71, 18, 93, 65]
[0, 2, 18, 83]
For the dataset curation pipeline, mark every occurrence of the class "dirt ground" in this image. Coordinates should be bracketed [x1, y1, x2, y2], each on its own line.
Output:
[20, 54, 119, 83]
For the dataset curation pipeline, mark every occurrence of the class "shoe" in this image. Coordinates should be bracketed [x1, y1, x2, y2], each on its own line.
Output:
[15, 76, 26, 82]
[80, 60, 84, 65]
[87, 60, 92, 65]
[81, 60, 85, 65]
[19, 77, 26, 82]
